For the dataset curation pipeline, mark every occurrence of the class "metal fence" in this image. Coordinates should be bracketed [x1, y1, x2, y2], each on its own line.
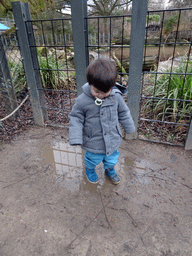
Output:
[1, 1, 192, 149]
[86, 14, 131, 85]
[140, 8, 192, 147]
[85, 7, 192, 147]
[0, 34, 17, 117]
[1, 33, 27, 96]
[25, 17, 77, 127]
[0, 31, 33, 142]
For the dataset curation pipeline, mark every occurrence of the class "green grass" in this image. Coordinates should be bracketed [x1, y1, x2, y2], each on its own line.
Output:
[143, 58, 192, 122]
[8, 60, 27, 96]
[8, 50, 76, 94]
[37, 49, 76, 90]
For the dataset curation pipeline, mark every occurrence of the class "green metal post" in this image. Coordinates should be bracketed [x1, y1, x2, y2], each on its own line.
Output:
[185, 118, 192, 150]
[126, 0, 148, 139]
[24, 3, 48, 122]
[12, 1, 47, 126]
[71, 0, 87, 95]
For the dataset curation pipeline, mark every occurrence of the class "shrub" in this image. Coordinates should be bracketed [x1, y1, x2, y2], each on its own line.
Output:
[8, 60, 27, 96]
[37, 49, 76, 90]
[143, 58, 192, 122]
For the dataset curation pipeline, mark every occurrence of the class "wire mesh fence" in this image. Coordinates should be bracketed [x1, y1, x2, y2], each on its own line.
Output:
[0, 32, 33, 142]
[85, 8, 192, 146]
[1, 6, 192, 146]
[139, 8, 192, 146]
[25, 18, 77, 127]
[1, 33, 27, 96]
[86, 14, 131, 87]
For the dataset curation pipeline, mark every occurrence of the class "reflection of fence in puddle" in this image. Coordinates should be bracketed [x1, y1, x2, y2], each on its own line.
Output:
[52, 141, 83, 175]
[51, 141, 156, 187]
[134, 159, 152, 185]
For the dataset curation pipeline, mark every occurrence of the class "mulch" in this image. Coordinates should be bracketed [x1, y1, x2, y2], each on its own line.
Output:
[0, 89, 77, 143]
[0, 93, 34, 143]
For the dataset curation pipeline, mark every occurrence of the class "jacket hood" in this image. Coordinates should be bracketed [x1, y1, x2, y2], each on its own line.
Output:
[82, 83, 93, 98]
[82, 82, 127, 98]
[112, 82, 127, 95]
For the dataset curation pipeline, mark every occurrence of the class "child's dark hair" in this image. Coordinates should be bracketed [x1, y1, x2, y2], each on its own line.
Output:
[86, 57, 117, 93]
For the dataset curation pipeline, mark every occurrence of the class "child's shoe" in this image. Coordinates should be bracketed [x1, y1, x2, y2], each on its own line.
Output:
[85, 168, 99, 184]
[105, 167, 120, 184]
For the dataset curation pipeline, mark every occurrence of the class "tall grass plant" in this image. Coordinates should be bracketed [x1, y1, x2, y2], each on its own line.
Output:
[37, 49, 76, 90]
[143, 58, 192, 122]
[8, 60, 27, 96]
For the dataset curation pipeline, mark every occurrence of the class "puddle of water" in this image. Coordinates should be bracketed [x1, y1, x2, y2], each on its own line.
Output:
[43, 140, 161, 192]
[43, 141, 84, 192]
[123, 157, 161, 185]
[124, 157, 134, 167]
[134, 159, 152, 185]
[52, 141, 83, 192]
[43, 140, 125, 193]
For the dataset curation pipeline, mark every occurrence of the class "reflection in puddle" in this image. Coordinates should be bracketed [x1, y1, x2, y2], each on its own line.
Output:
[134, 159, 152, 185]
[43, 140, 160, 192]
[53, 141, 82, 174]
[52, 141, 83, 192]
[43, 140, 125, 193]
[123, 157, 160, 185]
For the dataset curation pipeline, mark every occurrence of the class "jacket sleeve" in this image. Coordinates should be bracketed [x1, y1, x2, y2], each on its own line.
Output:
[117, 94, 135, 134]
[69, 97, 85, 145]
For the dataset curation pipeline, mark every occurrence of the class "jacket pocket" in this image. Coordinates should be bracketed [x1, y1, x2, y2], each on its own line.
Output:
[116, 124, 123, 137]
[83, 126, 92, 145]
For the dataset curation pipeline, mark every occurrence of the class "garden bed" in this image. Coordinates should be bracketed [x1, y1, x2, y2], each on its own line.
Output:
[0, 89, 77, 143]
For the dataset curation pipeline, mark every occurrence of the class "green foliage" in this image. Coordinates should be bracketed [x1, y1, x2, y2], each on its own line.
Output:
[147, 14, 161, 23]
[2, 27, 16, 43]
[0, 0, 68, 19]
[113, 52, 128, 82]
[37, 49, 76, 90]
[2, 26, 15, 36]
[0, 1, 12, 16]
[163, 15, 179, 36]
[144, 58, 192, 122]
[7, 49, 76, 95]
[126, 17, 131, 23]
[8, 60, 27, 96]
[112, 36, 130, 45]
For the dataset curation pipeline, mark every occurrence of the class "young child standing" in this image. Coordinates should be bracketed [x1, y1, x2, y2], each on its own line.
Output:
[69, 58, 135, 184]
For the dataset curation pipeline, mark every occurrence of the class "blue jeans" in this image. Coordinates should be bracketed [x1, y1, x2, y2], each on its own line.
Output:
[84, 150, 119, 170]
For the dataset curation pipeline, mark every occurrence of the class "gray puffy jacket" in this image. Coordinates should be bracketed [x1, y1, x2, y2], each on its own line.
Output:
[69, 83, 135, 156]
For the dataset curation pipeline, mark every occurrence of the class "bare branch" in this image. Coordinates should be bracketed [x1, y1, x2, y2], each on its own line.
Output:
[88, 0, 132, 16]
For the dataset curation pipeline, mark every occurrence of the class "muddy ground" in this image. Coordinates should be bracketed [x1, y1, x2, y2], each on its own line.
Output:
[0, 126, 192, 256]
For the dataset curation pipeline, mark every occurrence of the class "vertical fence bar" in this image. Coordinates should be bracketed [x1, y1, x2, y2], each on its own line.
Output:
[83, 0, 89, 67]
[0, 34, 18, 118]
[12, 1, 46, 126]
[71, 0, 87, 95]
[185, 118, 192, 150]
[24, 3, 48, 121]
[126, 0, 148, 139]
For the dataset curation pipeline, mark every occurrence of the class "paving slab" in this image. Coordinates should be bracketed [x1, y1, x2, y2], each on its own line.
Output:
[0, 126, 192, 256]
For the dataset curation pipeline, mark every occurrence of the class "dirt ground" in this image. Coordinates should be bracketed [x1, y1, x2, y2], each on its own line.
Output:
[0, 126, 192, 256]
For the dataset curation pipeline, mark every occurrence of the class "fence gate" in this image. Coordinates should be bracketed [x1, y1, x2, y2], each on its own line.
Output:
[11, 0, 192, 150]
